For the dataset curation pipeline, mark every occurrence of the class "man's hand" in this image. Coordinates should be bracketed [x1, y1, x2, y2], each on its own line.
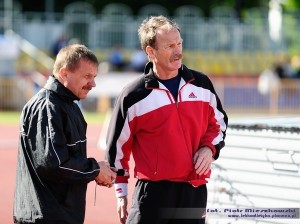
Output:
[117, 196, 128, 224]
[193, 146, 214, 175]
[95, 161, 117, 188]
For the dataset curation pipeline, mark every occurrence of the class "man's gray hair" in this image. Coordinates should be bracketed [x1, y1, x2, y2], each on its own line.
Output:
[138, 15, 180, 52]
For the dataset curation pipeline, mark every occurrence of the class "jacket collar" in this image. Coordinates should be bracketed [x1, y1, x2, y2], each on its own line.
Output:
[44, 75, 80, 102]
[144, 62, 195, 89]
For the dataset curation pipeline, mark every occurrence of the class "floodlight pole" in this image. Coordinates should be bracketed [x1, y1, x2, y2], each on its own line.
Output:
[45, 0, 54, 21]
[4, 0, 13, 33]
[268, 0, 283, 49]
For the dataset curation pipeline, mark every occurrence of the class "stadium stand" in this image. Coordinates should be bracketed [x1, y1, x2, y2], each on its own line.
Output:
[1, 2, 300, 114]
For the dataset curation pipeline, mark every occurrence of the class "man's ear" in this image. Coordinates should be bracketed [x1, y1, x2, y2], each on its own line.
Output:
[59, 68, 68, 81]
[146, 46, 154, 59]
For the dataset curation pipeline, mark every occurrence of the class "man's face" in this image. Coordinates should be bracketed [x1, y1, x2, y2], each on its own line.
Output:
[63, 59, 98, 99]
[149, 27, 183, 77]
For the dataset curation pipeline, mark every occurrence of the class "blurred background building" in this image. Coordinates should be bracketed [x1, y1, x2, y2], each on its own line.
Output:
[1, 1, 300, 224]
[1, 0, 300, 114]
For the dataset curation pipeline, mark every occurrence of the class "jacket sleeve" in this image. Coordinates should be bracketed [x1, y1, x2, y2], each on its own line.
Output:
[105, 91, 133, 197]
[200, 77, 228, 160]
[24, 100, 100, 184]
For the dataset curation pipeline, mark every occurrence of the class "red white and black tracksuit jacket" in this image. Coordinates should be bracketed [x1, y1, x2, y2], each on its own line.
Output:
[106, 62, 228, 197]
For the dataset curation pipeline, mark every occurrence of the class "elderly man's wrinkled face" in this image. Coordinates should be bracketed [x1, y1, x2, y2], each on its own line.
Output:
[148, 27, 183, 78]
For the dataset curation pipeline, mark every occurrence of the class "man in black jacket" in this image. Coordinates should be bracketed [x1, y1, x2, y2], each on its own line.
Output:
[13, 44, 116, 224]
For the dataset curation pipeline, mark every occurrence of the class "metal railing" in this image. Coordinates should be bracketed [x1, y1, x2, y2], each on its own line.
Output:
[212, 77, 300, 115]
[207, 121, 300, 224]
[1, 73, 300, 113]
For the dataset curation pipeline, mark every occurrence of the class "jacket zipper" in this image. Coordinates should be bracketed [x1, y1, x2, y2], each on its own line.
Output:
[176, 82, 195, 161]
[154, 145, 158, 175]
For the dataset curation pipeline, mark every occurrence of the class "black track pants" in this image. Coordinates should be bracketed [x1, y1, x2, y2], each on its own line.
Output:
[126, 180, 207, 224]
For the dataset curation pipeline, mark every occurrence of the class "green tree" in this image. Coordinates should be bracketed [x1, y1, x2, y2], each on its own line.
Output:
[16, 0, 264, 17]
[282, 0, 300, 11]
[16, 0, 300, 17]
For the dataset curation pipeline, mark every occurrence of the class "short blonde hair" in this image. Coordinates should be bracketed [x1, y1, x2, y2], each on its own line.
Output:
[53, 44, 98, 77]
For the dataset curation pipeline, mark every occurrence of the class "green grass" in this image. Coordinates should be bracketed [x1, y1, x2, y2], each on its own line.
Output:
[82, 112, 106, 124]
[0, 111, 21, 124]
[0, 111, 106, 125]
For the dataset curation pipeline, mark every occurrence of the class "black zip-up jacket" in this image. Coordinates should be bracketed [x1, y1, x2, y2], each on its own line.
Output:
[13, 76, 100, 224]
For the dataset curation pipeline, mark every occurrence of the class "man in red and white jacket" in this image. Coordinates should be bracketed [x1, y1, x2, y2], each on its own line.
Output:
[106, 15, 228, 224]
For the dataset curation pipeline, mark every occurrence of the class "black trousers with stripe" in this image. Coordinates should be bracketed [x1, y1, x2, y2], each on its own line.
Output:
[126, 180, 207, 224]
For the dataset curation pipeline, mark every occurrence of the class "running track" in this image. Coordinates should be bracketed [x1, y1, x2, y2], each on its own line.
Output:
[0, 124, 134, 224]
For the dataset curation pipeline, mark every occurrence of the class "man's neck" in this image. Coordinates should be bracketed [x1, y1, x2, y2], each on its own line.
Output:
[153, 66, 178, 80]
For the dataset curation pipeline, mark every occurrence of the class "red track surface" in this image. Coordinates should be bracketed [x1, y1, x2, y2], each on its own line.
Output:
[0, 124, 134, 224]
